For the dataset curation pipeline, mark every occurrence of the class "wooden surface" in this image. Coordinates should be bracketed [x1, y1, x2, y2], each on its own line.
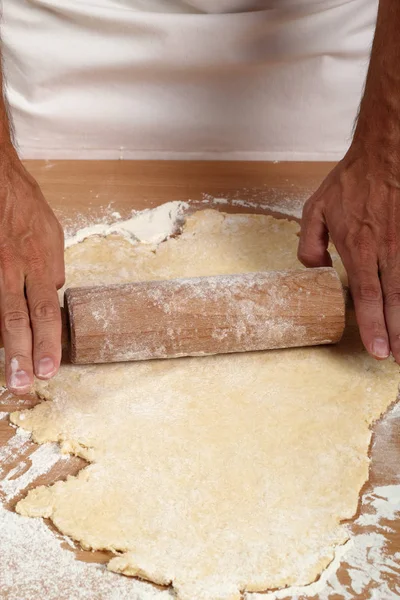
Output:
[24, 160, 330, 223]
[1, 160, 399, 600]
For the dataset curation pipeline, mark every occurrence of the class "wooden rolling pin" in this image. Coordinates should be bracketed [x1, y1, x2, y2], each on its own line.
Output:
[63, 267, 345, 364]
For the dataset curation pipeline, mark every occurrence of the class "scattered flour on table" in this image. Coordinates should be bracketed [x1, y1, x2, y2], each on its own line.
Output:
[1, 405, 399, 600]
[255, 400, 400, 600]
[65, 201, 189, 247]
[1, 199, 399, 599]
[0, 443, 68, 502]
[201, 191, 307, 220]
[257, 483, 400, 600]
[0, 500, 172, 600]
[0, 202, 189, 600]
[0, 427, 31, 476]
[232, 196, 304, 219]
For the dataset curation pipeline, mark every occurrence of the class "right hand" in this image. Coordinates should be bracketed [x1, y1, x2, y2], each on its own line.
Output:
[0, 150, 65, 395]
[298, 142, 400, 364]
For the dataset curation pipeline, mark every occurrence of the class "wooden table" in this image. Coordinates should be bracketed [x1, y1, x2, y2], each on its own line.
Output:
[1, 160, 399, 599]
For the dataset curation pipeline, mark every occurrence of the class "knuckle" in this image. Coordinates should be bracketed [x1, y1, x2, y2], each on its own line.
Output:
[352, 237, 372, 257]
[2, 310, 30, 332]
[55, 272, 66, 289]
[345, 228, 374, 258]
[301, 199, 315, 220]
[9, 352, 30, 365]
[297, 245, 307, 262]
[356, 283, 382, 305]
[297, 238, 319, 265]
[31, 299, 59, 322]
[28, 254, 46, 274]
[360, 320, 386, 336]
[384, 290, 400, 307]
[381, 237, 399, 265]
[23, 243, 49, 271]
[0, 244, 16, 267]
[297, 245, 310, 264]
[303, 203, 321, 225]
[297, 251, 318, 268]
[34, 338, 55, 353]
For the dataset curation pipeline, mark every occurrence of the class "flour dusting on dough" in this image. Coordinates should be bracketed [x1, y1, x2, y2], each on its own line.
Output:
[8, 208, 400, 600]
[1, 203, 399, 600]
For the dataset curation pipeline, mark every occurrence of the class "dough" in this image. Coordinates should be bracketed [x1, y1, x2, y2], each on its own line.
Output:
[11, 210, 398, 600]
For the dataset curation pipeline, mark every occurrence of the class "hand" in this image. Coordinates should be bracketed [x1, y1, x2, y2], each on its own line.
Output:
[298, 141, 400, 363]
[0, 150, 65, 394]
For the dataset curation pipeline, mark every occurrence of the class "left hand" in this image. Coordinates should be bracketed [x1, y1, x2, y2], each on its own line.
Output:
[0, 151, 65, 394]
[298, 141, 400, 363]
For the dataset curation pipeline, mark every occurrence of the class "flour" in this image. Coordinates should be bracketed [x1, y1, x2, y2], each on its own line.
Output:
[77, 269, 340, 363]
[231, 197, 303, 219]
[249, 540, 354, 599]
[254, 400, 400, 600]
[65, 201, 189, 248]
[0, 443, 67, 502]
[0, 499, 172, 600]
[202, 191, 307, 220]
[1, 383, 399, 600]
[1, 199, 399, 599]
[10, 357, 24, 390]
[0, 427, 31, 474]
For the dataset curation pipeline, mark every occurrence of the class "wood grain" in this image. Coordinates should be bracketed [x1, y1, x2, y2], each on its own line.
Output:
[65, 268, 345, 364]
[24, 159, 333, 231]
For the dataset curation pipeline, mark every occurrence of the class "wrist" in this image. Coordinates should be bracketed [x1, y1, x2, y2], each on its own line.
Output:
[0, 143, 31, 180]
[0, 147, 40, 205]
[354, 104, 400, 147]
[0, 140, 20, 169]
[351, 113, 400, 186]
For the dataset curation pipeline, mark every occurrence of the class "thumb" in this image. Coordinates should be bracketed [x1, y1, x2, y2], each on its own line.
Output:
[297, 198, 332, 268]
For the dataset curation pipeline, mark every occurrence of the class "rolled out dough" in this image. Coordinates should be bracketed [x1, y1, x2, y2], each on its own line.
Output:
[12, 210, 399, 600]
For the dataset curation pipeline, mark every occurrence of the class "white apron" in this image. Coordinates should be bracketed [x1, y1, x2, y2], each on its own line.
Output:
[1, 0, 377, 160]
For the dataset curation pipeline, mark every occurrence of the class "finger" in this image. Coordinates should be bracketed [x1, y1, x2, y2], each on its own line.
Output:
[53, 250, 65, 290]
[0, 276, 34, 395]
[25, 275, 62, 380]
[380, 266, 400, 364]
[346, 260, 389, 360]
[298, 197, 332, 268]
[55, 266, 66, 290]
[54, 225, 65, 289]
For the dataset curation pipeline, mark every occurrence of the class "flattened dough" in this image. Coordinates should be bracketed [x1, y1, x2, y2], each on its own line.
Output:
[12, 210, 399, 600]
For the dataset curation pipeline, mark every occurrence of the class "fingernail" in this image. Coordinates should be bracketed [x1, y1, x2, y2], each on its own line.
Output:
[10, 369, 31, 390]
[37, 357, 56, 378]
[372, 338, 390, 359]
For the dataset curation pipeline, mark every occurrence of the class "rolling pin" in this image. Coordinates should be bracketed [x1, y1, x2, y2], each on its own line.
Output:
[62, 267, 345, 364]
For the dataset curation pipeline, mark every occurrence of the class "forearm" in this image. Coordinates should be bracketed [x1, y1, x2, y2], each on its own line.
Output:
[0, 73, 12, 149]
[0, 43, 36, 189]
[353, 0, 400, 182]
